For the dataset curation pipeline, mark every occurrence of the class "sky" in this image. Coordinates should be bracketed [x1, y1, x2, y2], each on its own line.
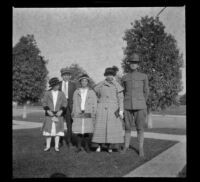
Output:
[13, 7, 186, 95]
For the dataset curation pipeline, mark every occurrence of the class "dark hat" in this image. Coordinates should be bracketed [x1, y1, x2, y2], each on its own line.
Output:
[78, 74, 90, 82]
[49, 77, 60, 88]
[60, 68, 71, 76]
[112, 66, 119, 76]
[127, 53, 140, 64]
[104, 67, 115, 76]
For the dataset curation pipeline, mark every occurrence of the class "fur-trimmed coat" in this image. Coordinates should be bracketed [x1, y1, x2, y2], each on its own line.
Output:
[42, 90, 68, 134]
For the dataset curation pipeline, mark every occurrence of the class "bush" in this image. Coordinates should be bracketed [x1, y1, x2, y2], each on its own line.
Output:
[179, 94, 186, 105]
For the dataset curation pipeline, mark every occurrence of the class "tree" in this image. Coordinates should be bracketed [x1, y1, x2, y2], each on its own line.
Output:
[122, 16, 183, 112]
[179, 93, 186, 105]
[13, 34, 48, 118]
[65, 63, 95, 88]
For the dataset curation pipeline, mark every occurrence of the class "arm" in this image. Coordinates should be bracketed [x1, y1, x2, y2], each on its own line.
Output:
[118, 90, 124, 112]
[71, 89, 78, 117]
[60, 92, 68, 113]
[42, 92, 54, 116]
[91, 90, 98, 115]
[144, 74, 149, 102]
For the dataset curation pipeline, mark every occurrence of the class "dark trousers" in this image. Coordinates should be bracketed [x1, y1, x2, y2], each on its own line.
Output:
[76, 133, 91, 151]
[60, 105, 73, 146]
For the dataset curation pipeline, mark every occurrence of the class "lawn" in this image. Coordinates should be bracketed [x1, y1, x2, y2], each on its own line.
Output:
[13, 128, 178, 178]
[152, 105, 186, 116]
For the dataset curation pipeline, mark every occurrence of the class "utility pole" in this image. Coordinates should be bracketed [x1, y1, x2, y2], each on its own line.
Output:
[156, 7, 167, 18]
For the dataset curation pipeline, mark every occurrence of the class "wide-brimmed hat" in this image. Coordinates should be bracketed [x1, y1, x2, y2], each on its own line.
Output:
[127, 53, 140, 64]
[78, 74, 90, 82]
[104, 67, 115, 76]
[60, 68, 71, 76]
[49, 77, 60, 88]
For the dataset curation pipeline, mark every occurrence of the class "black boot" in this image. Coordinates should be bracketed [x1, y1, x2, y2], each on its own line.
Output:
[84, 133, 91, 153]
[75, 134, 82, 153]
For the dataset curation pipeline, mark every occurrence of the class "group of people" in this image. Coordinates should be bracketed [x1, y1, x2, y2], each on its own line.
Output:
[41, 52, 149, 157]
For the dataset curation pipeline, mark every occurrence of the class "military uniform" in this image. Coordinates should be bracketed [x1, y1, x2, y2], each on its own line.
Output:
[122, 70, 149, 131]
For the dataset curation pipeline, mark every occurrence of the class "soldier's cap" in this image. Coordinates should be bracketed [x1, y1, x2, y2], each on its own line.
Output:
[127, 53, 140, 64]
[60, 68, 72, 76]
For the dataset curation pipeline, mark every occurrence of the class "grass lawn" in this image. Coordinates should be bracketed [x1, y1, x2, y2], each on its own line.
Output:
[13, 128, 178, 178]
[177, 165, 186, 177]
[152, 105, 186, 116]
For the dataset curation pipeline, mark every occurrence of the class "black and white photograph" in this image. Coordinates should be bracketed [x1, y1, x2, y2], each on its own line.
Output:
[12, 6, 186, 178]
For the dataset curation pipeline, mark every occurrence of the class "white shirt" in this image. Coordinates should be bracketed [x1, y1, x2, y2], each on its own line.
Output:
[51, 90, 58, 111]
[62, 81, 68, 99]
[80, 88, 88, 111]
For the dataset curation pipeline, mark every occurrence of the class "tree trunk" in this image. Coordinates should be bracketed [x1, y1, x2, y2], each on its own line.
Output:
[22, 104, 27, 119]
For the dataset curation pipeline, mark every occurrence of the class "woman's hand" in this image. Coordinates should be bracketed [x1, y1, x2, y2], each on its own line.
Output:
[47, 110, 54, 117]
[56, 110, 63, 117]
[119, 110, 124, 119]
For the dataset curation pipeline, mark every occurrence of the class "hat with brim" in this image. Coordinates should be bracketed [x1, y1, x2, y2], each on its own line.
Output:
[104, 67, 115, 76]
[78, 74, 90, 82]
[49, 77, 60, 88]
[127, 53, 140, 64]
[60, 68, 71, 76]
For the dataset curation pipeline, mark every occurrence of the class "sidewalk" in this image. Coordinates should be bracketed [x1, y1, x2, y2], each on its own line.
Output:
[13, 120, 186, 177]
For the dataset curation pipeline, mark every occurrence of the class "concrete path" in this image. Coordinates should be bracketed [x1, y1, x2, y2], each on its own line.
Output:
[124, 141, 186, 177]
[124, 132, 186, 177]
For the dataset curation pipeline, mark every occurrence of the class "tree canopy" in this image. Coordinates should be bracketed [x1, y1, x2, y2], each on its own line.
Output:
[121, 16, 183, 111]
[13, 34, 48, 104]
[64, 63, 95, 88]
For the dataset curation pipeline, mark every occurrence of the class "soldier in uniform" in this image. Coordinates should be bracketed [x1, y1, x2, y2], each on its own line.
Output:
[121, 53, 149, 157]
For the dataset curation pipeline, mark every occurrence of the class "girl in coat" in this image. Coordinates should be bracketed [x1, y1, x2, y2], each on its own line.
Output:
[92, 67, 124, 153]
[42, 77, 68, 152]
[72, 74, 97, 153]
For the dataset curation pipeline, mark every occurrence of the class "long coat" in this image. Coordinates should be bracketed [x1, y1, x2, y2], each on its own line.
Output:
[72, 88, 97, 134]
[121, 71, 149, 110]
[92, 80, 124, 144]
[42, 90, 68, 134]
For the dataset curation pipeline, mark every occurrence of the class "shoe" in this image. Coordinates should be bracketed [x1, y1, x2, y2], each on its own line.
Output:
[85, 147, 91, 153]
[75, 148, 82, 153]
[120, 147, 128, 154]
[96, 146, 101, 152]
[55, 147, 60, 152]
[139, 147, 145, 157]
[44, 147, 50, 152]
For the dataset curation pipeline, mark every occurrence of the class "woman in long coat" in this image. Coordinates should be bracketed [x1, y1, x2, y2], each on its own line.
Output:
[42, 77, 68, 152]
[92, 67, 124, 153]
[72, 74, 97, 153]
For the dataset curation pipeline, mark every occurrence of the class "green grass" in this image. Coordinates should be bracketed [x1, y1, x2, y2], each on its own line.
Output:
[152, 105, 186, 116]
[13, 128, 178, 178]
[177, 165, 186, 177]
